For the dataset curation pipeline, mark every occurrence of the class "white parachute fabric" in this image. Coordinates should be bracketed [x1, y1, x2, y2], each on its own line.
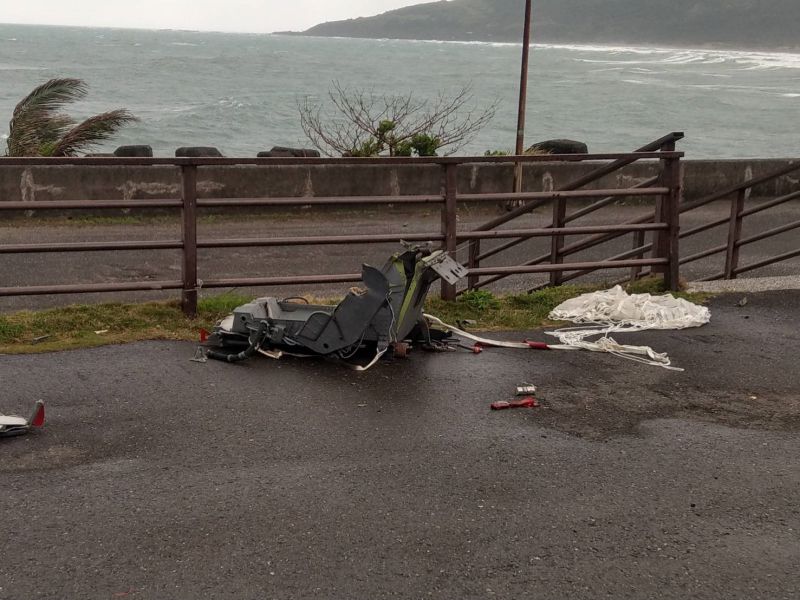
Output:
[546, 285, 710, 370]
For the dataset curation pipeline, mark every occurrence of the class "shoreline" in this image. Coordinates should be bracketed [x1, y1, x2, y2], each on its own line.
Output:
[277, 32, 800, 56]
[2, 22, 799, 55]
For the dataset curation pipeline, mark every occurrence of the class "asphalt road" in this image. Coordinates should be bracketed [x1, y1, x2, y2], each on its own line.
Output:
[1, 291, 799, 599]
[2, 201, 800, 311]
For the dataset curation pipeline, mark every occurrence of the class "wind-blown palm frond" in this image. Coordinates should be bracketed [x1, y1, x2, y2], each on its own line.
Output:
[48, 110, 138, 157]
[7, 78, 88, 156]
[5, 78, 137, 157]
[8, 113, 75, 157]
[10, 78, 88, 121]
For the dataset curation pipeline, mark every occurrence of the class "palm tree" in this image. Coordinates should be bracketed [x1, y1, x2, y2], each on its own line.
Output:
[5, 78, 138, 157]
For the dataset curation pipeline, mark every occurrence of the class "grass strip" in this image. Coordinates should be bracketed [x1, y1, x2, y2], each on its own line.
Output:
[0, 279, 709, 355]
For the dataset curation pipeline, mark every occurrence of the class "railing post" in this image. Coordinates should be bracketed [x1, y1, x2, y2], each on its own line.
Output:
[724, 188, 747, 279]
[467, 240, 480, 290]
[441, 163, 458, 301]
[549, 196, 567, 286]
[663, 156, 682, 291]
[181, 164, 198, 317]
[652, 140, 677, 286]
[630, 229, 646, 282]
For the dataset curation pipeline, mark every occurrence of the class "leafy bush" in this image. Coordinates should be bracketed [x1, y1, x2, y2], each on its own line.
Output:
[458, 290, 500, 311]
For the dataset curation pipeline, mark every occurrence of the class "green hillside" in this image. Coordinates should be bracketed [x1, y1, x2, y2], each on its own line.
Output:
[296, 0, 800, 49]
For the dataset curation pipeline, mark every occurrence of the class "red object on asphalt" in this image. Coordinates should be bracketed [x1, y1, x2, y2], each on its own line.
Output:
[491, 397, 539, 410]
[30, 401, 45, 427]
[472, 344, 483, 354]
[199, 329, 209, 342]
[525, 341, 551, 350]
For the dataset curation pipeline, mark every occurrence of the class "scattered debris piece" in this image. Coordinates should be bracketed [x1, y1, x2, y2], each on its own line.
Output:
[737, 297, 749, 307]
[458, 342, 483, 354]
[30, 335, 52, 345]
[189, 347, 208, 363]
[204, 244, 466, 370]
[516, 384, 537, 396]
[94, 330, 109, 335]
[393, 342, 411, 358]
[491, 397, 539, 411]
[0, 401, 45, 438]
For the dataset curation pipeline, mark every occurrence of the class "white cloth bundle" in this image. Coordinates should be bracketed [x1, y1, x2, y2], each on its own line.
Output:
[547, 286, 710, 370]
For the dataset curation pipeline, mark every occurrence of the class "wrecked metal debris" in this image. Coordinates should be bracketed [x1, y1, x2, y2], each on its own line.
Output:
[0, 401, 45, 438]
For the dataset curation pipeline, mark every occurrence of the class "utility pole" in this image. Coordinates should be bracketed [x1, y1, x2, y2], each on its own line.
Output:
[513, 0, 533, 194]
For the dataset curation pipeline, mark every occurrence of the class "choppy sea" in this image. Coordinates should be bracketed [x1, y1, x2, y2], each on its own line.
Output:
[1, 23, 798, 158]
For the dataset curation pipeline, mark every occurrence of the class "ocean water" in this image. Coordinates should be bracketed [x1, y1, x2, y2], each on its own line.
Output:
[0, 23, 798, 159]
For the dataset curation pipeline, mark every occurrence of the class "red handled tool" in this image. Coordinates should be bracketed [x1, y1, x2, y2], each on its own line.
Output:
[491, 397, 539, 410]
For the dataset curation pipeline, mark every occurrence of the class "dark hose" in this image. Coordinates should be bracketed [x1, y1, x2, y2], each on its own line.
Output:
[206, 322, 269, 363]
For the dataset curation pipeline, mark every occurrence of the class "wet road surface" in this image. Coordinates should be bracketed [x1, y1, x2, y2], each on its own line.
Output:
[1, 291, 799, 599]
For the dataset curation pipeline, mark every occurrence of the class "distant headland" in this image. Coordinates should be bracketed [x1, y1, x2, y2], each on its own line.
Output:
[283, 0, 800, 51]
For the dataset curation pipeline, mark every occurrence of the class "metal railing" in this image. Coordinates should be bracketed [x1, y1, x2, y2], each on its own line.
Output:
[0, 147, 683, 316]
[607, 160, 800, 283]
[465, 132, 684, 293]
[679, 161, 800, 281]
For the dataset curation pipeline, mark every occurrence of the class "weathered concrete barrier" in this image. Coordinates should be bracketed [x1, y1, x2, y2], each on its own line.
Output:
[0, 159, 797, 208]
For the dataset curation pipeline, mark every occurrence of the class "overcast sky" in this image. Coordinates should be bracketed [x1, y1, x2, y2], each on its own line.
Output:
[0, 1, 443, 34]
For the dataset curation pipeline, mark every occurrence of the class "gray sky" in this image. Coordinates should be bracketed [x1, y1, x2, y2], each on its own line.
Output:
[0, 1, 442, 33]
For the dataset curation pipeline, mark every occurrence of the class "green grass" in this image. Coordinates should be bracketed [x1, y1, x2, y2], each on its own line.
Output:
[0, 293, 252, 354]
[0, 282, 711, 354]
[426, 284, 596, 331]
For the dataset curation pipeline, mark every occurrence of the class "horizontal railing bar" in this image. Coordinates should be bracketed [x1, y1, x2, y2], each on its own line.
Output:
[679, 216, 729, 239]
[561, 215, 654, 256]
[679, 244, 728, 264]
[736, 219, 800, 248]
[197, 195, 443, 207]
[0, 152, 683, 168]
[548, 243, 656, 286]
[734, 247, 800, 276]
[680, 161, 800, 213]
[472, 215, 656, 289]
[190, 227, 667, 250]
[674, 184, 800, 239]
[468, 258, 667, 277]
[198, 233, 443, 248]
[461, 137, 682, 237]
[202, 274, 363, 288]
[565, 176, 661, 223]
[459, 224, 665, 241]
[457, 187, 669, 202]
[0, 240, 183, 254]
[473, 197, 554, 262]
[0, 199, 182, 210]
[739, 189, 800, 218]
[0, 280, 183, 297]
[473, 179, 662, 264]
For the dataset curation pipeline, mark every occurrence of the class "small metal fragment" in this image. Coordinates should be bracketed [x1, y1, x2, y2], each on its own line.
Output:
[516, 384, 537, 396]
[190, 347, 208, 363]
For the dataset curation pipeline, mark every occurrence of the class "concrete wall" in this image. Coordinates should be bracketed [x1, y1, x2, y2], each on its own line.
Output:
[0, 159, 797, 208]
